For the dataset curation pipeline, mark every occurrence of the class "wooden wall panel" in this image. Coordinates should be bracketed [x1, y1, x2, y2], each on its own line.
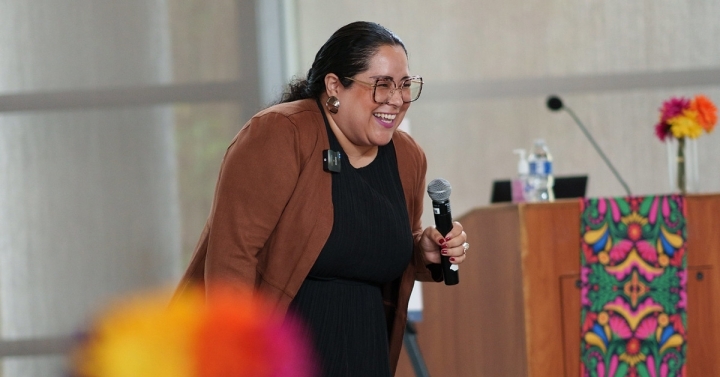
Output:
[685, 194, 720, 376]
[519, 200, 581, 377]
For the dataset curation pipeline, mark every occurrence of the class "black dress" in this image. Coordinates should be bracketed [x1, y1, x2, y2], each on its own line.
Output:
[288, 107, 413, 377]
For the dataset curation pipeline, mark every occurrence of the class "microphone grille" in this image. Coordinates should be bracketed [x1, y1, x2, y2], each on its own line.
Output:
[547, 96, 563, 111]
[427, 178, 452, 201]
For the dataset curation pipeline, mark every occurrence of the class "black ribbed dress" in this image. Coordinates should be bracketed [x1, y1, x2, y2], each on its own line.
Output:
[288, 106, 413, 377]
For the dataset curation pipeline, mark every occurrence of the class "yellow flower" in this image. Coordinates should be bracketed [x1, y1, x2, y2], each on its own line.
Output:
[73, 289, 203, 377]
[668, 111, 703, 139]
[619, 352, 646, 367]
[71, 285, 318, 377]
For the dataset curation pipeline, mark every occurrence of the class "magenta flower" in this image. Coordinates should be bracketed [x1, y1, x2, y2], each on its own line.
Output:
[635, 316, 658, 339]
[659, 97, 690, 122]
[581, 267, 592, 306]
[678, 270, 687, 309]
[609, 314, 632, 339]
[654, 121, 672, 141]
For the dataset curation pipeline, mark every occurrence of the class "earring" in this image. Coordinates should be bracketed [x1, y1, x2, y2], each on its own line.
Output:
[325, 96, 340, 114]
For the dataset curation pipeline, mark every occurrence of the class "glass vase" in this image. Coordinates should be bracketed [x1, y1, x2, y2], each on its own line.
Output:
[666, 137, 699, 194]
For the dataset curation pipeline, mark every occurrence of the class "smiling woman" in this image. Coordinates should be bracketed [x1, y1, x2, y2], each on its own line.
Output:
[175, 21, 468, 377]
[322, 44, 413, 166]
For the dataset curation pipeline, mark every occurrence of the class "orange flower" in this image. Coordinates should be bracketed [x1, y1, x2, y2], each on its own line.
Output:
[71, 285, 318, 377]
[690, 95, 718, 132]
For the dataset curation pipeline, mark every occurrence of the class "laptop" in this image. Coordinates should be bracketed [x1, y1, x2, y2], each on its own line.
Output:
[490, 175, 588, 203]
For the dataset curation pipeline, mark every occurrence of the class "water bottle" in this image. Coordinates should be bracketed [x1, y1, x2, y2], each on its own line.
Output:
[526, 139, 555, 202]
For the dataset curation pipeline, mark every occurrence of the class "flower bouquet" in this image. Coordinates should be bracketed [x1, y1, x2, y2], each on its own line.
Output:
[654, 95, 717, 193]
[70, 285, 317, 377]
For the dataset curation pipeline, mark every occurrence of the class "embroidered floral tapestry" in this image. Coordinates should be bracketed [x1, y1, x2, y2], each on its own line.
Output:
[580, 196, 687, 377]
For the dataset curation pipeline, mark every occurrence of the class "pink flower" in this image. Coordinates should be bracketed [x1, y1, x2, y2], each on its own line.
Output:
[660, 97, 690, 123]
[609, 240, 633, 263]
[609, 315, 632, 339]
[655, 121, 672, 141]
[636, 241, 658, 264]
[581, 267, 592, 306]
[677, 270, 688, 309]
[635, 316, 658, 339]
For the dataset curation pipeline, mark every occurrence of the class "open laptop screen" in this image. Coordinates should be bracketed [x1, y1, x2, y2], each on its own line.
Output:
[490, 175, 588, 203]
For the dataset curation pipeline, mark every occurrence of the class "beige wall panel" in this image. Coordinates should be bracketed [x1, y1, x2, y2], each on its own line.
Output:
[295, 0, 720, 228]
[0, 1, 180, 376]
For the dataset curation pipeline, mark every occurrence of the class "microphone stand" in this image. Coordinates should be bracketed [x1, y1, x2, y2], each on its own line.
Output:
[562, 106, 633, 197]
[404, 321, 431, 377]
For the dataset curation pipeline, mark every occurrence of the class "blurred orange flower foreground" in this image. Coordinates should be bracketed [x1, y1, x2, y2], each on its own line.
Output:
[71, 284, 317, 377]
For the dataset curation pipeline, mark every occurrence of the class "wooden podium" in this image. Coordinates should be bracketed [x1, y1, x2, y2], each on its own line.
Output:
[396, 194, 720, 377]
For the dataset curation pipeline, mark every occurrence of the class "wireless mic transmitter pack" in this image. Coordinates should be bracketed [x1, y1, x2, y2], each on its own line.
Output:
[322, 149, 341, 173]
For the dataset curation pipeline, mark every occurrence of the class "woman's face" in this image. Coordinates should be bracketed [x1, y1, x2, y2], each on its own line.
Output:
[332, 44, 411, 148]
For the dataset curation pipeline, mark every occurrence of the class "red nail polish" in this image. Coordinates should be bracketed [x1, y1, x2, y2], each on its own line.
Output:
[441, 249, 448, 255]
[449, 257, 456, 262]
[437, 238, 445, 244]
[445, 237, 452, 242]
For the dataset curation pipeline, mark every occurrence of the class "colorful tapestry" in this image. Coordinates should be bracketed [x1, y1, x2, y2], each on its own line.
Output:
[580, 196, 687, 377]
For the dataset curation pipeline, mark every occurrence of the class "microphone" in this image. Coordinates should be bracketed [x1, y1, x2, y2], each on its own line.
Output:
[427, 178, 459, 286]
[546, 95, 632, 197]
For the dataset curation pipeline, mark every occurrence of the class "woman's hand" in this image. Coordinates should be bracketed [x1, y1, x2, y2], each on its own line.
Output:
[419, 221, 468, 266]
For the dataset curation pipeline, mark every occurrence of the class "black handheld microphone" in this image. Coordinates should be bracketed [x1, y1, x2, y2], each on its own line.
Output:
[427, 178, 459, 286]
[546, 95, 632, 197]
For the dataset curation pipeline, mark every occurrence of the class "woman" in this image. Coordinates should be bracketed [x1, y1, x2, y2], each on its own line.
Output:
[176, 21, 468, 376]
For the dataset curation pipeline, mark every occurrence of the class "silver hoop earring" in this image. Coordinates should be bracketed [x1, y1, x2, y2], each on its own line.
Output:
[325, 96, 340, 114]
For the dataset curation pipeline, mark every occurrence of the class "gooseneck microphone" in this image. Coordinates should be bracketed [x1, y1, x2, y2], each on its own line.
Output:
[546, 95, 632, 197]
[427, 178, 459, 286]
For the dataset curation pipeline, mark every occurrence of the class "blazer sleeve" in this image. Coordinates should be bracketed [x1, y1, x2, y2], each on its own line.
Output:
[203, 112, 302, 292]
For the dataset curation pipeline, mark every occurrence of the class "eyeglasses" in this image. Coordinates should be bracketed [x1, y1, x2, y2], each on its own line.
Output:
[344, 76, 424, 104]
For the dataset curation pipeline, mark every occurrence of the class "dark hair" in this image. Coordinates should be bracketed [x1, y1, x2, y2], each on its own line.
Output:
[279, 21, 407, 103]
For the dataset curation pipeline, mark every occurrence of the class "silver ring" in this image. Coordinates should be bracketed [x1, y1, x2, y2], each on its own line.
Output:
[462, 242, 469, 255]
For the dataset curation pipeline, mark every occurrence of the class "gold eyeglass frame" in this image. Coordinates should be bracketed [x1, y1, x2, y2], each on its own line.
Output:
[344, 76, 424, 104]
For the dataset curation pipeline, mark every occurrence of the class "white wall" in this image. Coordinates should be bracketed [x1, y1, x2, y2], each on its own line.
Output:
[293, 0, 720, 226]
[0, 1, 181, 376]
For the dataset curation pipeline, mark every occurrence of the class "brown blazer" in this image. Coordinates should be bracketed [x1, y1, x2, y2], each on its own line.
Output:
[175, 98, 441, 374]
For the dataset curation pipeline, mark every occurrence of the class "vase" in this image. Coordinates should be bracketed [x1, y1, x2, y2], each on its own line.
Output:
[666, 137, 699, 194]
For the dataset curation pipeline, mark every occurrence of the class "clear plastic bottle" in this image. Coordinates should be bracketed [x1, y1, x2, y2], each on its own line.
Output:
[526, 139, 555, 202]
[511, 149, 529, 203]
